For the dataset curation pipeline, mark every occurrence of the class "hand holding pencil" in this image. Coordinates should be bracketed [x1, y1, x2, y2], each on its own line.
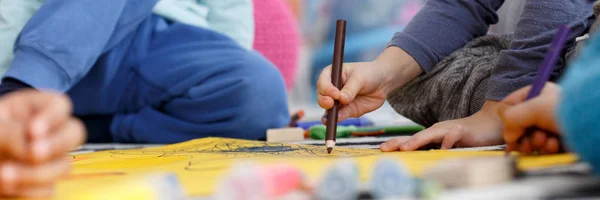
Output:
[324, 20, 347, 154]
[499, 83, 563, 155]
[500, 24, 570, 155]
[319, 19, 423, 153]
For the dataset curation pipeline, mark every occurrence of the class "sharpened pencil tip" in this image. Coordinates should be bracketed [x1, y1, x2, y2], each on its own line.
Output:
[327, 147, 333, 154]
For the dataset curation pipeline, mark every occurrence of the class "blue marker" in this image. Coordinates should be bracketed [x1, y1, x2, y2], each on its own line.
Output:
[370, 158, 415, 199]
[295, 117, 373, 130]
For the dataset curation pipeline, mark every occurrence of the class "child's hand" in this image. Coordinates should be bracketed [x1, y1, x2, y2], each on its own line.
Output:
[499, 83, 562, 155]
[317, 61, 389, 121]
[0, 90, 86, 198]
[380, 100, 505, 151]
[317, 47, 422, 121]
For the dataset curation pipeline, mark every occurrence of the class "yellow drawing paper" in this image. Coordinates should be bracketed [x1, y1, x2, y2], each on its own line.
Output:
[46, 137, 579, 198]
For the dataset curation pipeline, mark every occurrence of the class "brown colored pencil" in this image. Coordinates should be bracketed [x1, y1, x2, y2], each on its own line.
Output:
[325, 20, 346, 154]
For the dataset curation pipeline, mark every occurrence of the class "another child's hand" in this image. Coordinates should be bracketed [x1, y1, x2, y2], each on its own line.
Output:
[499, 83, 562, 155]
[0, 90, 86, 198]
[380, 100, 505, 151]
[317, 47, 422, 122]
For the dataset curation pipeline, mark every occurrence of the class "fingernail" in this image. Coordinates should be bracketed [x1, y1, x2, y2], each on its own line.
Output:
[33, 141, 48, 160]
[380, 143, 388, 149]
[32, 119, 48, 137]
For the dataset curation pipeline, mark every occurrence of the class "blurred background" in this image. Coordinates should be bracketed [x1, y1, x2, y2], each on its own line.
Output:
[251, 0, 426, 123]
[258, 0, 524, 121]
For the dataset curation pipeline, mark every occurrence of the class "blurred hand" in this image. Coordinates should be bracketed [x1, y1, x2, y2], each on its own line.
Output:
[380, 100, 505, 151]
[0, 90, 85, 198]
[499, 83, 562, 155]
[317, 47, 422, 121]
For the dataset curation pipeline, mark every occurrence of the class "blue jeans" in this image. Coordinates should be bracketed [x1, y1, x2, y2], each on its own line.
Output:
[68, 16, 289, 143]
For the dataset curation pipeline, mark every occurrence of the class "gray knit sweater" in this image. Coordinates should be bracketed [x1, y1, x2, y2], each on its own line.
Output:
[388, 0, 594, 101]
[387, 0, 594, 126]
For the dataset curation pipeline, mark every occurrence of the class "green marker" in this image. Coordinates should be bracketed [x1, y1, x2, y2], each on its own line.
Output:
[308, 125, 355, 140]
[308, 125, 424, 140]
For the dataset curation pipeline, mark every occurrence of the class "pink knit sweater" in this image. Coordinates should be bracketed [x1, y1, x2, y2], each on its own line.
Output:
[253, 0, 301, 90]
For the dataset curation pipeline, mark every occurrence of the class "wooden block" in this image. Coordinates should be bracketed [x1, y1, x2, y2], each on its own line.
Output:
[423, 156, 516, 189]
[267, 128, 305, 142]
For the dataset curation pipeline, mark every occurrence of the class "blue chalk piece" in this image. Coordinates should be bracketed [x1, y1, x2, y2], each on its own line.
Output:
[370, 158, 415, 199]
[296, 117, 373, 130]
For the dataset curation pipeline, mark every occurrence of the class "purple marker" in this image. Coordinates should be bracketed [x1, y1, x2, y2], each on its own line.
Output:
[526, 24, 570, 100]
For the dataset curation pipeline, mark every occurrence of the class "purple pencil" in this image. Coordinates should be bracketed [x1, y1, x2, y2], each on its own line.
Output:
[505, 24, 570, 156]
[526, 24, 570, 100]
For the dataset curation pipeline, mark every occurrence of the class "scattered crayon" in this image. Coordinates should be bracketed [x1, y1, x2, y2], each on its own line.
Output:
[295, 117, 373, 130]
[308, 125, 424, 139]
[288, 110, 305, 127]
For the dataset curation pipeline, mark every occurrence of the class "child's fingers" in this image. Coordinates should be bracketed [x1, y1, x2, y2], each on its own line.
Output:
[13, 185, 54, 198]
[10, 158, 69, 187]
[498, 103, 514, 151]
[440, 124, 465, 149]
[29, 119, 85, 163]
[338, 74, 362, 105]
[544, 137, 561, 154]
[320, 104, 347, 125]
[531, 130, 548, 150]
[29, 93, 72, 138]
[502, 101, 541, 144]
[0, 121, 26, 160]
[0, 159, 67, 197]
[0, 91, 72, 139]
[504, 142, 517, 154]
[504, 98, 560, 141]
[317, 94, 335, 110]
[518, 137, 533, 155]
[501, 86, 532, 106]
[316, 66, 341, 100]
[0, 162, 17, 197]
[380, 136, 411, 152]
[400, 127, 446, 151]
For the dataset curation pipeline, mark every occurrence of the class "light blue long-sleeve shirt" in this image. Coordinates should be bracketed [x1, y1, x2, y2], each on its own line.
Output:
[0, 0, 254, 77]
[5, 0, 160, 91]
[558, 28, 600, 175]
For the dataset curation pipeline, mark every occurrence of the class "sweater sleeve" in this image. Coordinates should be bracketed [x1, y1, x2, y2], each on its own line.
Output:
[487, 0, 595, 101]
[388, 0, 505, 72]
[0, 0, 42, 76]
[3, 0, 158, 92]
[557, 28, 600, 175]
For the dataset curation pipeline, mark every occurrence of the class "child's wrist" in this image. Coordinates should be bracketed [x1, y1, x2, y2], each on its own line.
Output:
[374, 46, 423, 95]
